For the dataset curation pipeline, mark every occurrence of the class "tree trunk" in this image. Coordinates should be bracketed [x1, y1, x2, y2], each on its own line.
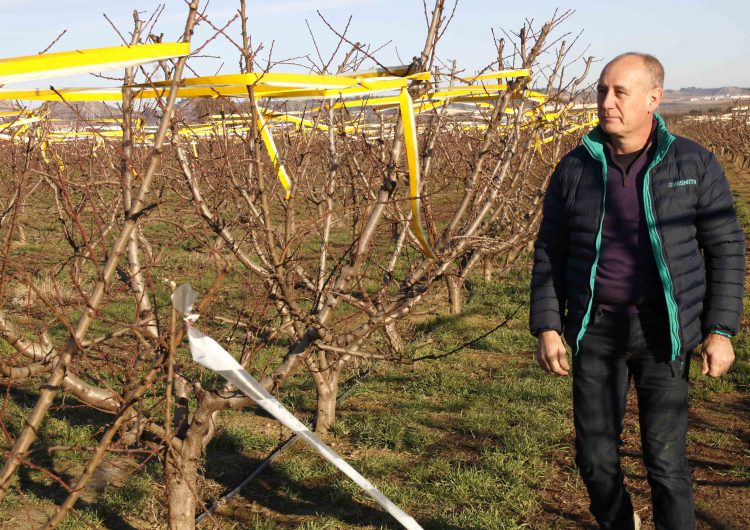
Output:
[446, 275, 462, 315]
[166, 394, 216, 530]
[314, 372, 339, 433]
[166, 449, 199, 530]
[482, 258, 492, 281]
[382, 322, 404, 353]
[14, 218, 26, 244]
[164, 379, 221, 530]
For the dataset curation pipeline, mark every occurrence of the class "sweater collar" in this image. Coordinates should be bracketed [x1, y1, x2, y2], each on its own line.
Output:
[583, 112, 674, 163]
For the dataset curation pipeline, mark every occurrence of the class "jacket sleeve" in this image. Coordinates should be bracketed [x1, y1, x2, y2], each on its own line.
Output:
[695, 152, 745, 337]
[529, 161, 569, 337]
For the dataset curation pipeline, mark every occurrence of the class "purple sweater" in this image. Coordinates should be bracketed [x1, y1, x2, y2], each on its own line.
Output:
[594, 126, 662, 313]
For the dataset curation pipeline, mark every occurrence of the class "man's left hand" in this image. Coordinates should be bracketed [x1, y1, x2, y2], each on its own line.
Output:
[701, 333, 735, 377]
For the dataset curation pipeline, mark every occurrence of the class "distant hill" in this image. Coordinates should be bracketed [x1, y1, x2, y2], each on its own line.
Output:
[662, 86, 750, 101]
[657, 86, 750, 114]
[664, 86, 750, 97]
[0, 101, 21, 113]
[47, 101, 121, 121]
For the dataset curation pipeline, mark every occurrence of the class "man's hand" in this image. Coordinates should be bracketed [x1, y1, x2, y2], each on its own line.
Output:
[535, 330, 570, 376]
[701, 333, 735, 377]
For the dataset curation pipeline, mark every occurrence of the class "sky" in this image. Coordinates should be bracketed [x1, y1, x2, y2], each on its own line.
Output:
[0, 0, 748, 90]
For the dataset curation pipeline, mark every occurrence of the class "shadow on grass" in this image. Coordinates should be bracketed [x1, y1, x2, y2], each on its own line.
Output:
[5, 386, 143, 528]
[202, 450, 401, 529]
[16, 466, 140, 530]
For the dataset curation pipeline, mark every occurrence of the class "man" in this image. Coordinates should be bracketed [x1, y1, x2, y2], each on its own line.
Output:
[529, 52, 745, 530]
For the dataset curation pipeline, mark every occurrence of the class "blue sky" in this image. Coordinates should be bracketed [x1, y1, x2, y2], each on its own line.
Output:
[0, 0, 747, 89]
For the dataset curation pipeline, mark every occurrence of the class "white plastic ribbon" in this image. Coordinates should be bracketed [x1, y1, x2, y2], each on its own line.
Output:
[171, 284, 423, 530]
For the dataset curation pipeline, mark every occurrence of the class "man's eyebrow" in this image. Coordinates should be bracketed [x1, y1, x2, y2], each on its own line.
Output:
[597, 83, 628, 91]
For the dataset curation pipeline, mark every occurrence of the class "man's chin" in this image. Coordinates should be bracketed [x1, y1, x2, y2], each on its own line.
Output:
[600, 122, 621, 135]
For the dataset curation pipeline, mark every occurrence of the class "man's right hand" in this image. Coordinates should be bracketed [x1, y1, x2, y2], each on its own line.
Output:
[535, 330, 570, 376]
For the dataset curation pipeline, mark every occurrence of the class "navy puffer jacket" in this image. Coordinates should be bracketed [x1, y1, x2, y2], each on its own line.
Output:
[530, 114, 745, 359]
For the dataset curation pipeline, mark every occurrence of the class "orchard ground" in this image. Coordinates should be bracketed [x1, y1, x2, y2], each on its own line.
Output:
[0, 143, 747, 530]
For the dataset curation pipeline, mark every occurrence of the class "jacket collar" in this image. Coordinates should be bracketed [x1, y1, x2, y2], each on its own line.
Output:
[582, 112, 675, 165]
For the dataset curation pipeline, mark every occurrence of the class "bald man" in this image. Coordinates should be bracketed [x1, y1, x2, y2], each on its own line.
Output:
[530, 53, 744, 530]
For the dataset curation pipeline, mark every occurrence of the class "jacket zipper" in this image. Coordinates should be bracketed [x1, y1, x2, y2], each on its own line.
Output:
[641, 136, 682, 360]
[575, 138, 608, 355]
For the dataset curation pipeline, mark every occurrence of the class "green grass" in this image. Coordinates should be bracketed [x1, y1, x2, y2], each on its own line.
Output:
[40, 417, 96, 448]
[728, 194, 750, 390]
[687, 428, 738, 450]
[97, 461, 163, 520]
[0, 489, 104, 529]
[413, 277, 537, 356]
[209, 421, 280, 453]
[334, 413, 437, 453]
[99, 475, 152, 515]
[57, 507, 104, 530]
[244, 516, 280, 530]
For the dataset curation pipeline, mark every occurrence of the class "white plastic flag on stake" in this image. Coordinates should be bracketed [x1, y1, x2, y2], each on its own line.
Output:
[171, 284, 424, 530]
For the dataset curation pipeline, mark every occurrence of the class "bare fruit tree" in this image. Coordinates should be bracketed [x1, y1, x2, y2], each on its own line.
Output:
[678, 105, 750, 169]
[0, 2, 200, 527]
[176, 7, 589, 434]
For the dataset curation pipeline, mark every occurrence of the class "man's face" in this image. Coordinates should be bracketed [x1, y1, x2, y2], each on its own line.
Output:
[596, 56, 662, 140]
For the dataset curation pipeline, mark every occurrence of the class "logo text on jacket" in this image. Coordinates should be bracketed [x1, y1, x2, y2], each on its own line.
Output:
[667, 179, 697, 188]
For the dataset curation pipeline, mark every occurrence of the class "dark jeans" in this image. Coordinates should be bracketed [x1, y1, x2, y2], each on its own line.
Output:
[573, 306, 695, 530]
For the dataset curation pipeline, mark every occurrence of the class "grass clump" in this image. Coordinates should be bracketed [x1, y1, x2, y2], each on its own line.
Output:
[209, 422, 279, 453]
[335, 414, 436, 453]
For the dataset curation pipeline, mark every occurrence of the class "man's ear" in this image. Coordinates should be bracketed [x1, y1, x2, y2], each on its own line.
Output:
[648, 87, 663, 112]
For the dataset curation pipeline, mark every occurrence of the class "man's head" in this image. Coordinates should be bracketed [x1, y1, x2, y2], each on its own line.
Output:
[597, 52, 664, 147]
